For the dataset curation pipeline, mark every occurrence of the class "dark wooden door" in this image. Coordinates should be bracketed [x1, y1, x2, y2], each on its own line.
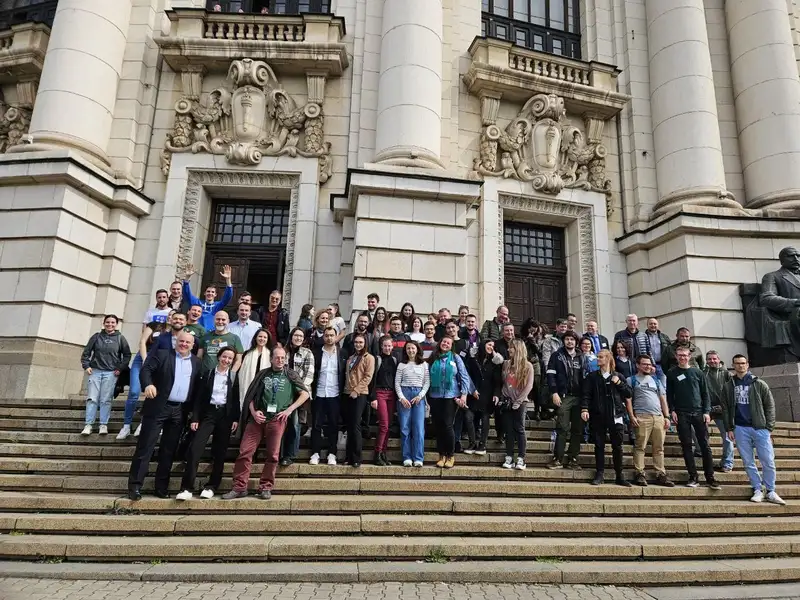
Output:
[202, 254, 250, 311]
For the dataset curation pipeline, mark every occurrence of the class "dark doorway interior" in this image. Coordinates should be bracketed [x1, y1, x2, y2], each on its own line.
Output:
[202, 200, 289, 314]
[503, 221, 568, 330]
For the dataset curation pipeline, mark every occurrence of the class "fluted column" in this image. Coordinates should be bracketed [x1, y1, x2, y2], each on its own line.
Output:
[12, 0, 132, 166]
[726, 0, 800, 209]
[373, 0, 444, 169]
[646, 0, 739, 217]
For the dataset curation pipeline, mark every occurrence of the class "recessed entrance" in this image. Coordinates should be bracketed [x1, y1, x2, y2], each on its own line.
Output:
[503, 221, 567, 329]
[202, 200, 289, 312]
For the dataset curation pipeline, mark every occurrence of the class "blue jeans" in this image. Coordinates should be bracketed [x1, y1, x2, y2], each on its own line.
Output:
[86, 370, 117, 425]
[734, 426, 776, 493]
[397, 387, 425, 463]
[124, 353, 143, 425]
[714, 418, 734, 469]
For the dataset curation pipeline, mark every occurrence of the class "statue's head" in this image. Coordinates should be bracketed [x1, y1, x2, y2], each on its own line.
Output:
[779, 246, 800, 273]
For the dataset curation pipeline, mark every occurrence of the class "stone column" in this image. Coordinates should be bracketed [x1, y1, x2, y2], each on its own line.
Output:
[726, 0, 800, 209]
[373, 0, 444, 169]
[645, 0, 739, 217]
[16, 0, 132, 166]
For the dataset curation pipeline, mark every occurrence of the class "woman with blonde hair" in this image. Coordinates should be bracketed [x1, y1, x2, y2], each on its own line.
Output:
[581, 348, 633, 487]
[499, 339, 534, 470]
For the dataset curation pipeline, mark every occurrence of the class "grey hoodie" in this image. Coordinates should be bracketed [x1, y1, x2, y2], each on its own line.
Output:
[81, 331, 132, 372]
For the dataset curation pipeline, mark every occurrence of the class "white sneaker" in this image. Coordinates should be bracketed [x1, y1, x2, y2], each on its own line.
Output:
[175, 490, 192, 501]
[750, 489, 764, 503]
[116, 425, 130, 440]
[99, 425, 108, 435]
[134, 423, 142, 437]
[327, 453, 337, 466]
[515, 457, 527, 471]
[403, 459, 412, 467]
[766, 491, 786, 506]
[309, 453, 320, 465]
[502, 456, 513, 469]
[81, 425, 92, 436]
[413, 460, 423, 468]
[200, 488, 214, 500]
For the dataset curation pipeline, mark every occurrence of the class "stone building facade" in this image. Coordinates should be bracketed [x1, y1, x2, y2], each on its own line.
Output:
[1, 0, 800, 398]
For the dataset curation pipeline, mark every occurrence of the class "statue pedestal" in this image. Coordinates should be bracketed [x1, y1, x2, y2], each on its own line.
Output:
[751, 363, 800, 422]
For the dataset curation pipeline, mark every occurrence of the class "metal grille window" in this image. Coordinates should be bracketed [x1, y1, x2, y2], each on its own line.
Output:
[207, 0, 331, 13]
[481, 0, 581, 58]
[211, 202, 289, 245]
[504, 223, 564, 268]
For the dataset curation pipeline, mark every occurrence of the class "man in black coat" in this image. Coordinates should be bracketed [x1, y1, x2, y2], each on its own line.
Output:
[127, 331, 202, 501]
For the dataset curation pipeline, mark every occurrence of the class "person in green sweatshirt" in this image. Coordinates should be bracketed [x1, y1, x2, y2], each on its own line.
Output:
[666, 347, 721, 490]
[704, 350, 733, 473]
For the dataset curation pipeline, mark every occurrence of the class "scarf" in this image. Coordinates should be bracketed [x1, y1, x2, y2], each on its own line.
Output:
[430, 351, 455, 391]
[238, 347, 270, 408]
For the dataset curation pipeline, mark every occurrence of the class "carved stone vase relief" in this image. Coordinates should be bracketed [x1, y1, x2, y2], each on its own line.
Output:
[471, 92, 612, 200]
[160, 58, 333, 184]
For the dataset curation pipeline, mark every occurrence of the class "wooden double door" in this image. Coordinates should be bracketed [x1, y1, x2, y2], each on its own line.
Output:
[502, 222, 567, 330]
[202, 244, 285, 312]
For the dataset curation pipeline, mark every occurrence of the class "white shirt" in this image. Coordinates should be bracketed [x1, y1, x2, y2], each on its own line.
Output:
[143, 307, 171, 325]
[210, 369, 229, 406]
[168, 354, 193, 403]
[317, 347, 340, 398]
[228, 319, 262, 350]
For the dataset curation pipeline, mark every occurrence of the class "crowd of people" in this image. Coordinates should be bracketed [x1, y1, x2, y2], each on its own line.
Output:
[78, 272, 786, 506]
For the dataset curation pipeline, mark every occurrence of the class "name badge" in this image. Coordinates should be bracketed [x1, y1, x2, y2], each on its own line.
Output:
[459, 351, 467, 357]
[218, 342, 228, 348]
[614, 416, 624, 425]
[266, 402, 278, 414]
[677, 374, 686, 382]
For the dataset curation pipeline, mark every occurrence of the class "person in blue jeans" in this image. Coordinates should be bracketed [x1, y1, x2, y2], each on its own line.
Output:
[119, 311, 173, 439]
[394, 341, 430, 467]
[722, 354, 786, 505]
[80, 315, 132, 436]
[181, 263, 234, 331]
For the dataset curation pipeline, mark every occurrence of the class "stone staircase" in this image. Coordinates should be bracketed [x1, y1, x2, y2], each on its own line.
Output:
[1, 396, 800, 585]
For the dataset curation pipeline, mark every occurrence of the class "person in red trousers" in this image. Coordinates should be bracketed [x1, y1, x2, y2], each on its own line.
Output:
[223, 346, 309, 500]
[370, 335, 398, 465]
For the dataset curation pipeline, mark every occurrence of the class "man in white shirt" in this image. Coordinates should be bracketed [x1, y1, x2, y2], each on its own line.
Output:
[142, 289, 171, 330]
[310, 327, 344, 465]
[228, 302, 262, 350]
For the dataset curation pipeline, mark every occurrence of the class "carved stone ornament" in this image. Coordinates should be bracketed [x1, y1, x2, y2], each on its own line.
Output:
[160, 58, 333, 184]
[0, 103, 32, 153]
[471, 93, 612, 197]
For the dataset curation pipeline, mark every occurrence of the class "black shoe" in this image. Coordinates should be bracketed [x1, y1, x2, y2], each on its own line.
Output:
[615, 476, 633, 488]
[463, 443, 477, 455]
[655, 473, 675, 488]
[279, 458, 293, 467]
[128, 488, 142, 501]
[633, 472, 648, 487]
[258, 490, 272, 500]
[474, 443, 487, 456]
[380, 452, 392, 466]
[222, 489, 248, 500]
[591, 471, 604, 486]
[374, 453, 386, 466]
[352, 462, 361, 469]
[153, 489, 169, 499]
[707, 478, 722, 490]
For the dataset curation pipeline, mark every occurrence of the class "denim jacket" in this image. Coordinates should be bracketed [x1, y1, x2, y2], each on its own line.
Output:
[428, 353, 471, 399]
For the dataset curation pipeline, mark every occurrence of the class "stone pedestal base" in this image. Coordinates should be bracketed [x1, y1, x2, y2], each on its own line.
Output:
[751, 363, 800, 423]
[0, 338, 85, 399]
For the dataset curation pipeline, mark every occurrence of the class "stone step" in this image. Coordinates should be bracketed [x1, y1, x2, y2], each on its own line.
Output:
[1, 556, 800, 585]
[3, 445, 794, 467]
[2, 512, 800, 537]
[2, 532, 799, 562]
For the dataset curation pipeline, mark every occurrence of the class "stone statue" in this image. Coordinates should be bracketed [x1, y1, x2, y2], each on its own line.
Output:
[744, 246, 800, 363]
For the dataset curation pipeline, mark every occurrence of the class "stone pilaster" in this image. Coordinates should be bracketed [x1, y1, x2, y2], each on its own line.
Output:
[645, 0, 739, 217]
[726, 0, 800, 209]
[373, 0, 444, 169]
[10, 0, 132, 168]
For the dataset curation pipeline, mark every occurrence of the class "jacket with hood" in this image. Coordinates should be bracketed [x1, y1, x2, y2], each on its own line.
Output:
[722, 373, 775, 432]
[81, 331, 132, 372]
[703, 363, 732, 417]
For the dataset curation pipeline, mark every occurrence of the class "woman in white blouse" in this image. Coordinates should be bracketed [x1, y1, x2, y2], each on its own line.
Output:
[394, 340, 430, 467]
[236, 328, 271, 431]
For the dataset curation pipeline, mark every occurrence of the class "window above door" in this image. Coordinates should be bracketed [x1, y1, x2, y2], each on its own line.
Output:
[481, 0, 581, 59]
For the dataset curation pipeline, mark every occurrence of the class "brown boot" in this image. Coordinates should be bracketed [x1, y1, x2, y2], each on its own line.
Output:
[444, 455, 455, 469]
[435, 455, 445, 468]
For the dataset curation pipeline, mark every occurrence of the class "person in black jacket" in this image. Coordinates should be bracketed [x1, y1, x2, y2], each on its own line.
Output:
[343, 312, 379, 358]
[469, 340, 504, 455]
[546, 330, 584, 469]
[176, 347, 240, 500]
[370, 335, 399, 465]
[127, 332, 202, 501]
[581, 349, 633, 487]
[309, 327, 346, 465]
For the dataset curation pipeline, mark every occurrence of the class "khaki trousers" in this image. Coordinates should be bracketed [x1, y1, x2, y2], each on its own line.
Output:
[633, 413, 667, 475]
